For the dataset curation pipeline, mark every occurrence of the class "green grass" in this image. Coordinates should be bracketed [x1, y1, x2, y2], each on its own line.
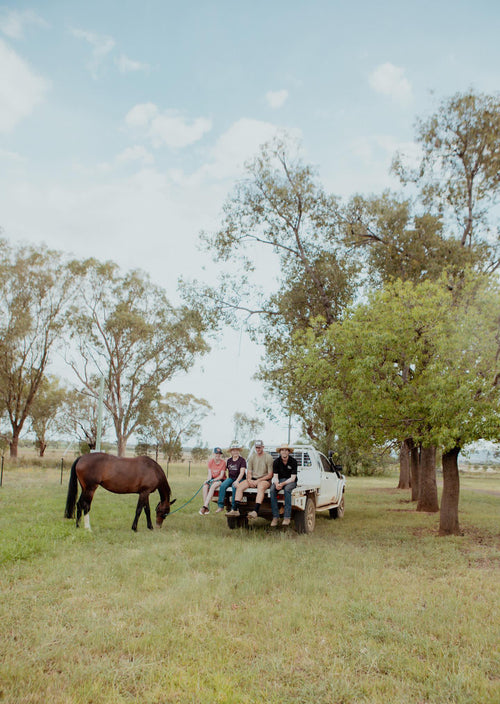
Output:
[0, 465, 498, 703]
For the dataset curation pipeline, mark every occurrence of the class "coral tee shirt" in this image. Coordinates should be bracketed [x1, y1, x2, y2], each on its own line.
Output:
[208, 458, 226, 479]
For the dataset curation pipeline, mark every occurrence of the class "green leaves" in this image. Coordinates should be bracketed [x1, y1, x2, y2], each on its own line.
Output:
[67, 263, 209, 454]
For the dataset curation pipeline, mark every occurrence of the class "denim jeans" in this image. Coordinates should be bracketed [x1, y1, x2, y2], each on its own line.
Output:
[270, 481, 297, 519]
[217, 477, 241, 509]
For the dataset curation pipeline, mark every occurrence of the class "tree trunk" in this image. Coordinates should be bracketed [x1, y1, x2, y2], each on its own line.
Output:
[417, 445, 439, 512]
[439, 446, 461, 536]
[397, 439, 411, 489]
[38, 441, 47, 457]
[117, 435, 127, 457]
[410, 441, 419, 502]
[9, 432, 19, 458]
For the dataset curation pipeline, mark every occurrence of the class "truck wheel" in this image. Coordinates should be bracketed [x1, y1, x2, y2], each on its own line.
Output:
[294, 495, 316, 534]
[329, 495, 345, 519]
[227, 515, 249, 530]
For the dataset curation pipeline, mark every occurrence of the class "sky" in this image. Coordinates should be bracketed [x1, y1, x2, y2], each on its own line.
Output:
[0, 0, 499, 450]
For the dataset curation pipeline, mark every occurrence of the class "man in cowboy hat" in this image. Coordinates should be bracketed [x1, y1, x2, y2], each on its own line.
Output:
[232, 440, 274, 520]
[220, 442, 247, 515]
[270, 443, 298, 527]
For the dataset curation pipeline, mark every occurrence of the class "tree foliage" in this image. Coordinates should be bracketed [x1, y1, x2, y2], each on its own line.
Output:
[0, 239, 78, 457]
[137, 392, 212, 462]
[393, 90, 500, 265]
[181, 137, 358, 431]
[345, 191, 481, 286]
[28, 375, 67, 457]
[232, 411, 264, 447]
[67, 260, 208, 456]
[59, 385, 110, 452]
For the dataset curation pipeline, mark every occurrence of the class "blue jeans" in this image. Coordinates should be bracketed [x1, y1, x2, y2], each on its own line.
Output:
[270, 481, 297, 519]
[217, 477, 240, 509]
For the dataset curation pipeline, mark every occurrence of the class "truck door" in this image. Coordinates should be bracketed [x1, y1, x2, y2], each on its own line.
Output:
[317, 453, 341, 507]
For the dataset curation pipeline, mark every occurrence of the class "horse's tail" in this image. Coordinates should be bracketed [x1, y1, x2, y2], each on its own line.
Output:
[64, 458, 80, 518]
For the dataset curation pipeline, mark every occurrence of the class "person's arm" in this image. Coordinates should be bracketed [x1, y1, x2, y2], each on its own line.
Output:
[236, 458, 247, 483]
[261, 455, 274, 482]
[205, 463, 212, 483]
[246, 455, 254, 482]
[279, 474, 297, 488]
[246, 456, 258, 486]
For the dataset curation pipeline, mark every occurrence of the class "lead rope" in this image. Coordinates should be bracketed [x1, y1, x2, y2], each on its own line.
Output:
[165, 482, 205, 516]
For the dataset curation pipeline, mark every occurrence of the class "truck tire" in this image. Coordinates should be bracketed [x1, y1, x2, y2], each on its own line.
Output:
[227, 515, 248, 530]
[329, 495, 345, 519]
[294, 495, 316, 534]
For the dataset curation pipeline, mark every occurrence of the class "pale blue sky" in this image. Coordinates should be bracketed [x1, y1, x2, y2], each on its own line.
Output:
[0, 1, 499, 447]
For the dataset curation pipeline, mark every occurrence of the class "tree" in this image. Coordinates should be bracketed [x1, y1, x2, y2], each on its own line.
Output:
[181, 136, 358, 430]
[59, 385, 110, 452]
[232, 412, 264, 447]
[28, 375, 67, 457]
[67, 260, 208, 456]
[0, 239, 78, 457]
[190, 445, 211, 462]
[137, 392, 212, 462]
[290, 273, 500, 529]
[393, 90, 500, 266]
[345, 191, 481, 287]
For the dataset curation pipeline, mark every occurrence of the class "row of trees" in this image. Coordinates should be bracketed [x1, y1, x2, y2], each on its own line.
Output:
[182, 90, 500, 535]
[0, 245, 211, 459]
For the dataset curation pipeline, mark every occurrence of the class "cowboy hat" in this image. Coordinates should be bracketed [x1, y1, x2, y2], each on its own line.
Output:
[276, 443, 294, 452]
[228, 442, 242, 451]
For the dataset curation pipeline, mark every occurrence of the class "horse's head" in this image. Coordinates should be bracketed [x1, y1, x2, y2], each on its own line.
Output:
[155, 498, 176, 528]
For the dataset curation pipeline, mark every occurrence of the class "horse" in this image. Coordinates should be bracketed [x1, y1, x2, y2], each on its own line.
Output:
[64, 452, 175, 531]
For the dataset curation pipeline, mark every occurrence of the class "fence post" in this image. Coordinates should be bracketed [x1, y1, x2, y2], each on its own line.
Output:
[0, 454, 4, 487]
[167, 459, 169, 478]
[188, 460, 191, 477]
[60, 458, 64, 485]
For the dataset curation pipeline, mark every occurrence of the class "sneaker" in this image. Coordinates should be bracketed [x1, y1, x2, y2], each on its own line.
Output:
[270, 518, 279, 527]
[215, 507, 224, 513]
[247, 510, 258, 520]
[199, 506, 209, 515]
[226, 509, 237, 517]
[282, 517, 291, 526]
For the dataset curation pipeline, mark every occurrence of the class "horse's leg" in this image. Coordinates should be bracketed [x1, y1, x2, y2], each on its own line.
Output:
[132, 493, 153, 531]
[144, 496, 153, 530]
[132, 495, 145, 531]
[76, 489, 95, 531]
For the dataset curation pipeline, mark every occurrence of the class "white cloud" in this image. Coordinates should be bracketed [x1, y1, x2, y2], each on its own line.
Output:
[115, 54, 149, 74]
[266, 89, 289, 109]
[71, 28, 115, 77]
[0, 147, 24, 162]
[0, 39, 50, 132]
[115, 145, 155, 166]
[351, 135, 420, 167]
[369, 62, 413, 106]
[204, 119, 298, 180]
[125, 103, 212, 148]
[125, 102, 159, 127]
[0, 9, 48, 39]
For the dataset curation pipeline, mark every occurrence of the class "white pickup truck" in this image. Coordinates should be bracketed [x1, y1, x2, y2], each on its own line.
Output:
[212, 444, 346, 534]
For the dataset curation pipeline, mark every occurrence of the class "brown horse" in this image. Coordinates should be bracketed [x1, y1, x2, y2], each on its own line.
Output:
[64, 453, 175, 531]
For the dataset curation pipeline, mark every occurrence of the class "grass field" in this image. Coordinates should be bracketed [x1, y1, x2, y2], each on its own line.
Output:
[0, 463, 498, 704]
